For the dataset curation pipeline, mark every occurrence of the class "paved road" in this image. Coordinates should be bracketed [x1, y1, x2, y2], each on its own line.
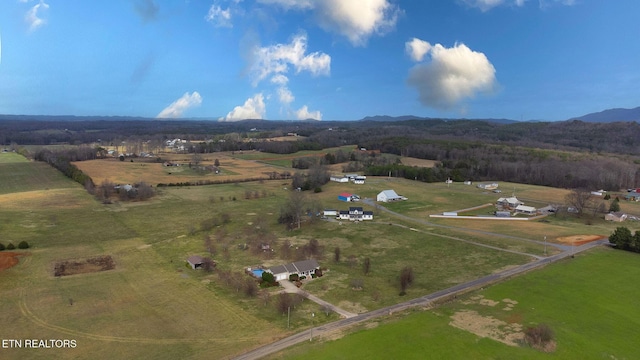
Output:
[233, 200, 606, 359]
[234, 239, 606, 360]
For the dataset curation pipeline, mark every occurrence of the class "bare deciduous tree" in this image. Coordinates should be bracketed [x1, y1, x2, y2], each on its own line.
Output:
[363, 257, 371, 275]
[202, 257, 216, 272]
[276, 293, 293, 315]
[278, 190, 306, 230]
[399, 266, 414, 295]
[565, 188, 596, 217]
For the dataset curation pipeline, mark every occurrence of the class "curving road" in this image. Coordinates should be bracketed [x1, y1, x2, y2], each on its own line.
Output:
[233, 200, 608, 360]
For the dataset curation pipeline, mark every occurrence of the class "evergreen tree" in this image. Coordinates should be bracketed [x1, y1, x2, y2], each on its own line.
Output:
[609, 198, 621, 213]
[609, 226, 633, 250]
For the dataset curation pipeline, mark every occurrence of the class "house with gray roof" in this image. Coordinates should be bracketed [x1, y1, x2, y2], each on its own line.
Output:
[267, 259, 320, 282]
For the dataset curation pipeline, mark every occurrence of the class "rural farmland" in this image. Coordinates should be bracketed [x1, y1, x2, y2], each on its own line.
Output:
[1, 140, 638, 360]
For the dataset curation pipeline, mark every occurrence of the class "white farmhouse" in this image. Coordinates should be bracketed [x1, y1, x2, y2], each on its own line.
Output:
[267, 259, 320, 282]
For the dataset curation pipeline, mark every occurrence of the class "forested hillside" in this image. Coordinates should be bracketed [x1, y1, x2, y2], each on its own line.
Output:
[2, 117, 639, 190]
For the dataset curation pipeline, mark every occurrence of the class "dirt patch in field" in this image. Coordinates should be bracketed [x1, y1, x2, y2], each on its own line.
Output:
[450, 310, 524, 346]
[556, 234, 605, 246]
[0, 252, 28, 271]
[453, 296, 525, 344]
[53, 255, 115, 277]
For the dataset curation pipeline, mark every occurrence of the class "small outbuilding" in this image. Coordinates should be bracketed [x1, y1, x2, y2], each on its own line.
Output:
[477, 182, 499, 190]
[330, 175, 349, 183]
[497, 197, 524, 208]
[515, 205, 537, 215]
[605, 212, 627, 222]
[338, 192, 360, 202]
[187, 255, 205, 270]
[323, 209, 338, 217]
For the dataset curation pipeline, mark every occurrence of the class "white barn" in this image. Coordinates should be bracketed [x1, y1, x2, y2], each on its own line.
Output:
[330, 175, 349, 183]
[515, 205, 537, 215]
[377, 189, 403, 202]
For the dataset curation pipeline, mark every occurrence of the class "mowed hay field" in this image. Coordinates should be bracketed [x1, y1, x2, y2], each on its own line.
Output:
[73, 152, 282, 185]
[280, 248, 640, 360]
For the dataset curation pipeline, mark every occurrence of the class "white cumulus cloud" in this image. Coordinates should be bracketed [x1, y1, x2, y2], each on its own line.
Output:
[277, 87, 295, 105]
[250, 33, 330, 86]
[25, 0, 49, 32]
[258, 0, 399, 46]
[296, 105, 322, 121]
[405, 38, 432, 62]
[219, 93, 266, 121]
[157, 91, 202, 118]
[406, 40, 497, 110]
[315, 0, 400, 46]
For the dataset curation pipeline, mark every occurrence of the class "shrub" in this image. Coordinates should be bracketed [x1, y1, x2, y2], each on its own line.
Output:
[17, 241, 30, 249]
[524, 324, 555, 352]
[6, 243, 15, 250]
[262, 271, 276, 285]
[289, 274, 299, 281]
[0, 243, 4, 251]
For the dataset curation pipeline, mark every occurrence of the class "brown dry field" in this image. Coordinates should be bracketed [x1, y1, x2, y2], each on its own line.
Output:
[436, 217, 608, 245]
[257, 136, 306, 142]
[0, 189, 94, 211]
[400, 157, 439, 167]
[73, 153, 281, 185]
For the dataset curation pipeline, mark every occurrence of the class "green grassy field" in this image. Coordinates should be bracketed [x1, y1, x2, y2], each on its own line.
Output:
[280, 247, 640, 360]
[2, 151, 638, 359]
[0, 152, 77, 195]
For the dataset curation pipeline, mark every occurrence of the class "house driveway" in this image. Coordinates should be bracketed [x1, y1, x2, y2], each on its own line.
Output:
[279, 280, 357, 319]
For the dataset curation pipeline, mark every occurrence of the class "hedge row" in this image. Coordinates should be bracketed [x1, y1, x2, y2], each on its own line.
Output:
[0, 241, 30, 251]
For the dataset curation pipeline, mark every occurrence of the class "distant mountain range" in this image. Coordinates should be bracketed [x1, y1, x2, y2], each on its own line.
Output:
[361, 106, 640, 124]
[2, 106, 639, 124]
[359, 115, 517, 124]
[569, 106, 640, 123]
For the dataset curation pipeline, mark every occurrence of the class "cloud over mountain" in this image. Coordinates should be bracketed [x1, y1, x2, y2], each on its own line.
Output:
[406, 40, 497, 110]
[157, 92, 202, 119]
[219, 93, 266, 121]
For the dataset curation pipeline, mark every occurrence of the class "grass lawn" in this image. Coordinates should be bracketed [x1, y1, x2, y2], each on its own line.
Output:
[280, 247, 640, 360]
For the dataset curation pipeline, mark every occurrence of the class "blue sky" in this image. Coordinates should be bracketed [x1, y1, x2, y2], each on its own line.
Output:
[0, 0, 638, 121]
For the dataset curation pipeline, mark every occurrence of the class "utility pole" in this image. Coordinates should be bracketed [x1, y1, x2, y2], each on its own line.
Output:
[310, 312, 315, 341]
[544, 235, 547, 256]
[287, 306, 290, 329]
